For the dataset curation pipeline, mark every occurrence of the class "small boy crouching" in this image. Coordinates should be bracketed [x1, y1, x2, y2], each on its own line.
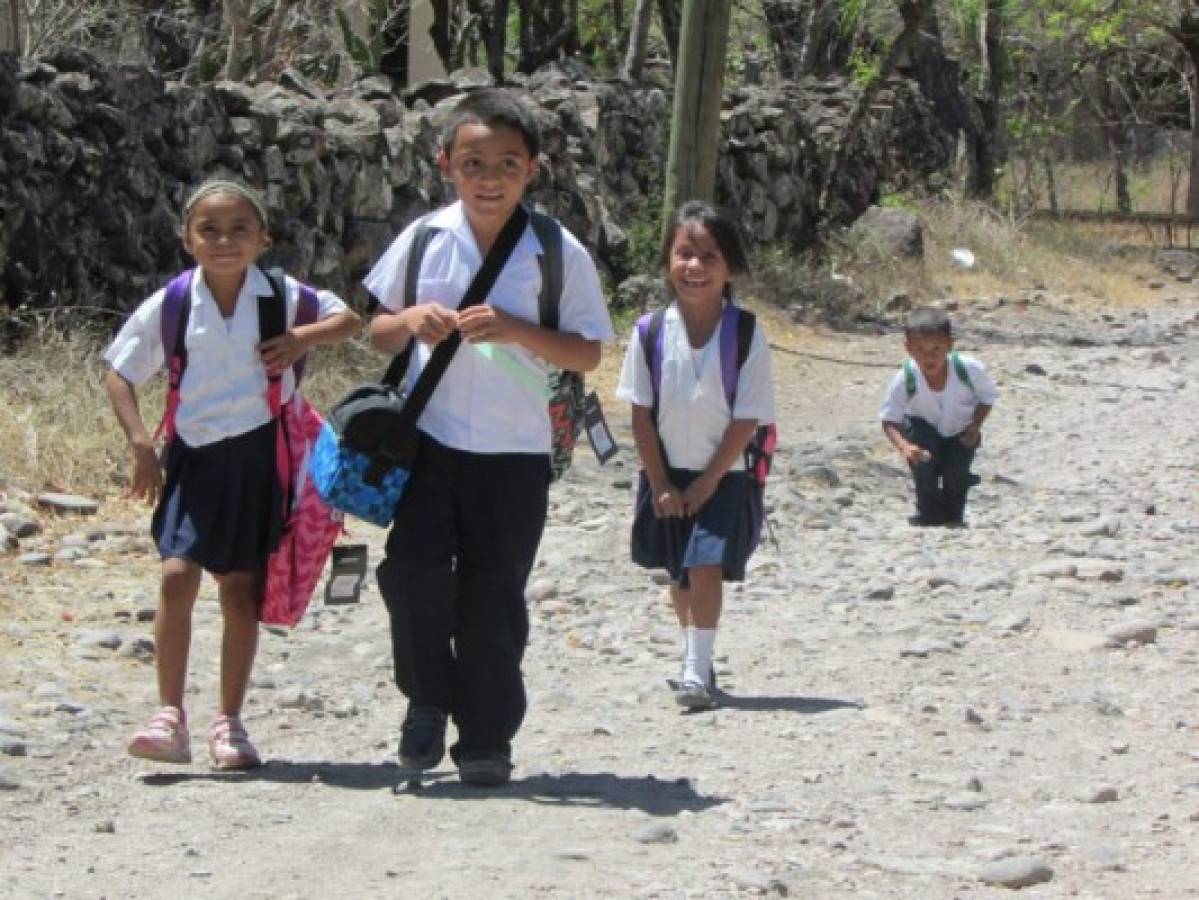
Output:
[879, 306, 998, 527]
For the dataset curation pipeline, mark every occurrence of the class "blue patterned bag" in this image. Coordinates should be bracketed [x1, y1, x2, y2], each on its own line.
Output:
[309, 420, 410, 528]
[310, 204, 532, 527]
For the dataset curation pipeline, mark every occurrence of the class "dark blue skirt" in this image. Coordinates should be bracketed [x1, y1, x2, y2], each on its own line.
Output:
[152, 420, 283, 575]
[631, 467, 762, 589]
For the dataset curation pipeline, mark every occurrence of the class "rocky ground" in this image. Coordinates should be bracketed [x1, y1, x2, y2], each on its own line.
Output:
[2, 286, 1199, 899]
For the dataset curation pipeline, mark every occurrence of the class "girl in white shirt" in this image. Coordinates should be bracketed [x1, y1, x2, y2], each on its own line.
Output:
[617, 201, 775, 711]
[104, 180, 359, 769]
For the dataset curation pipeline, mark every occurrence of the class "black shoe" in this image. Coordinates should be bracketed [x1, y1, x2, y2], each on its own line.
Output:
[398, 706, 447, 770]
[457, 752, 513, 787]
[907, 515, 942, 527]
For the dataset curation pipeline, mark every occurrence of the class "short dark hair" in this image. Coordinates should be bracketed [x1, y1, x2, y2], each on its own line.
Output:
[905, 306, 953, 337]
[660, 201, 752, 280]
[441, 88, 541, 158]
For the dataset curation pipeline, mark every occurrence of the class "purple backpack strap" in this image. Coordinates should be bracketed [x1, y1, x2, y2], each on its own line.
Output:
[153, 269, 195, 443]
[159, 269, 194, 360]
[717, 302, 742, 410]
[290, 280, 320, 385]
[636, 309, 667, 415]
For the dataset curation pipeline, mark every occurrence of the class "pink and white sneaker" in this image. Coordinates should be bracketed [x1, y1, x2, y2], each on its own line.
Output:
[127, 706, 191, 764]
[208, 714, 261, 770]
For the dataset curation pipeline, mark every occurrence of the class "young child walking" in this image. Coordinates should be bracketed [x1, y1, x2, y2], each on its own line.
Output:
[617, 201, 776, 711]
[879, 306, 998, 526]
[104, 179, 360, 768]
[364, 89, 613, 786]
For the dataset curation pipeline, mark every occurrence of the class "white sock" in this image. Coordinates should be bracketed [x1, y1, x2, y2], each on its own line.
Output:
[683, 628, 716, 685]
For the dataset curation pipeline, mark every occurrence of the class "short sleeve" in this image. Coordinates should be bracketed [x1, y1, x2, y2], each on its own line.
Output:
[615, 325, 653, 408]
[556, 230, 614, 341]
[878, 369, 907, 423]
[731, 321, 774, 423]
[965, 357, 998, 406]
[284, 275, 349, 321]
[362, 225, 419, 312]
[103, 290, 167, 387]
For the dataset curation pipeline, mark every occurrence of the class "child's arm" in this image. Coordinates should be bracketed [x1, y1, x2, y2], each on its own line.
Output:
[882, 420, 931, 465]
[679, 420, 760, 517]
[456, 306, 602, 373]
[368, 304, 461, 354]
[959, 403, 992, 448]
[104, 370, 162, 505]
[260, 309, 362, 376]
[632, 404, 685, 518]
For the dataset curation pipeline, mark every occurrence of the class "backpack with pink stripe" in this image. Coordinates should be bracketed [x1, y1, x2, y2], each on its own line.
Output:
[155, 268, 343, 627]
[636, 302, 778, 548]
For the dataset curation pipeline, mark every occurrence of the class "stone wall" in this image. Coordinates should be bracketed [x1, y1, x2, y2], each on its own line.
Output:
[0, 49, 953, 317]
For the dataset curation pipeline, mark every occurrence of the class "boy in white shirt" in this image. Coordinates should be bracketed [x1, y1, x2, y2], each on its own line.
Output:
[879, 306, 998, 526]
[364, 89, 614, 786]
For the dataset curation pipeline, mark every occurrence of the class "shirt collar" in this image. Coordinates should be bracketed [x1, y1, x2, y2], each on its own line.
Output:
[430, 200, 538, 259]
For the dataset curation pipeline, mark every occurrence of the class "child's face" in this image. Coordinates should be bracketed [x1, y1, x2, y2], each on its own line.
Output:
[439, 122, 538, 231]
[667, 223, 730, 312]
[904, 331, 953, 379]
[183, 192, 269, 278]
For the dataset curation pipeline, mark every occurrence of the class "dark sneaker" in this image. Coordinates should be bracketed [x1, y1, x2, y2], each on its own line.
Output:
[398, 706, 447, 770]
[457, 753, 513, 787]
[674, 680, 718, 711]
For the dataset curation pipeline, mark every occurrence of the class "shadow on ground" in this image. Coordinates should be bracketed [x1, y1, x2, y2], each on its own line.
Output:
[712, 693, 864, 714]
[138, 765, 727, 815]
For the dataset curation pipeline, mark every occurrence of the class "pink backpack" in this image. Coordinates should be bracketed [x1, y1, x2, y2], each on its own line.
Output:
[157, 268, 343, 627]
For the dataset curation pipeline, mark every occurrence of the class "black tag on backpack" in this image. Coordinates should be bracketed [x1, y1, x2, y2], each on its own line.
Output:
[582, 391, 618, 465]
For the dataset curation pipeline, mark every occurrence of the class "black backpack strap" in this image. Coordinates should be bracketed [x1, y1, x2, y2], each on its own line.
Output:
[257, 269, 288, 385]
[734, 306, 755, 375]
[529, 210, 563, 330]
[383, 214, 440, 388]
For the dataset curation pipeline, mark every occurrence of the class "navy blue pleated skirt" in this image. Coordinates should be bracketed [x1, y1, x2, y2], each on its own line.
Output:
[631, 467, 762, 589]
[152, 420, 283, 575]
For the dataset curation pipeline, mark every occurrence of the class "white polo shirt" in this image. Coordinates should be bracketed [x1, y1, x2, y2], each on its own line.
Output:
[616, 301, 775, 472]
[363, 201, 614, 455]
[878, 353, 998, 437]
[104, 265, 349, 447]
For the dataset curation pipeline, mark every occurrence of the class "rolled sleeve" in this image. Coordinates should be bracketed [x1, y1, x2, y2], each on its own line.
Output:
[558, 235, 615, 341]
[103, 291, 165, 387]
[731, 324, 775, 423]
[615, 327, 653, 408]
[878, 370, 906, 423]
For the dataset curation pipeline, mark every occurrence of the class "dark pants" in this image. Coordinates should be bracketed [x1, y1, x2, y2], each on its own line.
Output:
[376, 434, 550, 763]
[902, 417, 977, 524]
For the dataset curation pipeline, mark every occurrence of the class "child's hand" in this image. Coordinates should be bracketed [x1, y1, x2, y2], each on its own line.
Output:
[900, 442, 931, 465]
[681, 473, 719, 517]
[651, 482, 685, 518]
[259, 331, 309, 376]
[457, 305, 523, 345]
[404, 303, 459, 345]
[959, 423, 981, 448]
[129, 443, 163, 506]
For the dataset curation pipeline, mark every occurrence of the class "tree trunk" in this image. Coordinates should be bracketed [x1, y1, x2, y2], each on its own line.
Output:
[661, 0, 731, 242]
[967, 0, 1005, 199]
[622, 0, 654, 81]
[223, 0, 252, 80]
[1042, 153, 1058, 216]
[1180, 9, 1199, 218]
[467, 0, 510, 82]
[656, 0, 680, 69]
[763, 0, 851, 80]
[516, 0, 578, 74]
[8, 0, 21, 56]
[818, 0, 932, 217]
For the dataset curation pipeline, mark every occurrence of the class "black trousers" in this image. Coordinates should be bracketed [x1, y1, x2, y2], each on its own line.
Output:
[376, 433, 550, 762]
[902, 416, 977, 524]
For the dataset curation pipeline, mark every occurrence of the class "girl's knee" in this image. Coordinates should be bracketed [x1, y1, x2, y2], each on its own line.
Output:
[160, 560, 201, 606]
[217, 572, 260, 615]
